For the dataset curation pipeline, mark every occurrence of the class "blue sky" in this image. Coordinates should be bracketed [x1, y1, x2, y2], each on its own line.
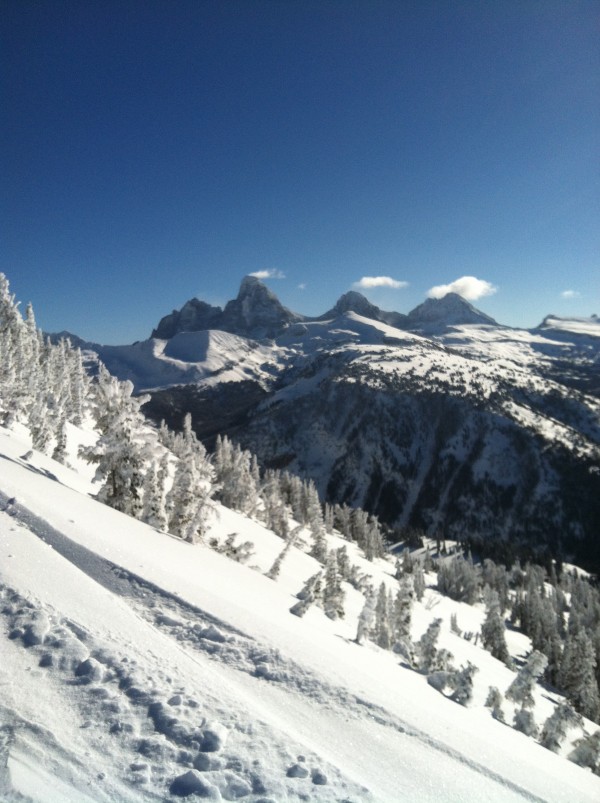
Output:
[2, 0, 598, 344]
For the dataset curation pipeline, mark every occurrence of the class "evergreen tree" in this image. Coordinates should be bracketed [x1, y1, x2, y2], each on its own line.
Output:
[437, 555, 479, 604]
[336, 545, 350, 581]
[418, 619, 443, 673]
[482, 559, 510, 613]
[569, 730, 600, 774]
[141, 454, 169, 531]
[81, 365, 151, 518]
[413, 559, 426, 601]
[356, 586, 377, 645]
[448, 662, 478, 706]
[485, 687, 506, 723]
[393, 576, 414, 645]
[481, 586, 511, 667]
[323, 552, 345, 620]
[323, 503, 335, 534]
[290, 572, 324, 617]
[266, 525, 302, 580]
[51, 414, 68, 464]
[166, 415, 214, 542]
[260, 469, 290, 538]
[374, 583, 392, 649]
[539, 703, 582, 753]
[309, 524, 328, 565]
[559, 631, 600, 722]
[513, 707, 539, 738]
[0, 273, 28, 426]
[506, 650, 548, 710]
[213, 435, 258, 515]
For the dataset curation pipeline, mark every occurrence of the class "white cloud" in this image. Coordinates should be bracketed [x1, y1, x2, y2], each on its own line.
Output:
[249, 269, 286, 280]
[297, 283, 306, 290]
[427, 275, 497, 301]
[353, 276, 409, 290]
[561, 289, 580, 299]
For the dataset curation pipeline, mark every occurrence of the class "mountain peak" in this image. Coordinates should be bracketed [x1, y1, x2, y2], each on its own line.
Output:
[221, 276, 302, 337]
[151, 297, 222, 339]
[329, 291, 382, 318]
[407, 292, 497, 331]
[320, 290, 408, 329]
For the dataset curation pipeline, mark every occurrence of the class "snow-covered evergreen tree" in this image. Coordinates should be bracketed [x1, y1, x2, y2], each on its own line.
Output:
[290, 571, 324, 617]
[356, 586, 377, 645]
[81, 365, 151, 518]
[52, 414, 68, 465]
[513, 707, 539, 738]
[559, 631, 600, 722]
[418, 618, 444, 673]
[412, 559, 426, 601]
[569, 730, 600, 774]
[260, 469, 290, 538]
[393, 575, 414, 646]
[485, 686, 506, 723]
[373, 583, 393, 649]
[266, 525, 302, 580]
[539, 702, 582, 753]
[322, 551, 345, 620]
[448, 662, 478, 706]
[141, 453, 169, 531]
[213, 434, 259, 515]
[166, 414, 215, 542]
[506, 650, 548, 710]
[481, 586, 511, 667]
[437, 555, 479, 604]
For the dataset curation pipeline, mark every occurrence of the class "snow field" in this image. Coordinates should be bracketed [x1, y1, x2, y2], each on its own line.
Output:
[1, 424, 599, 802]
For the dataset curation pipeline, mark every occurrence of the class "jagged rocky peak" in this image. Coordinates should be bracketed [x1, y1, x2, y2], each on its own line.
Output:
[407, 292, 497, 330]
[151, 275, 303, 340]
[151, 297, 222, 339]
[220, 275, 303, 337]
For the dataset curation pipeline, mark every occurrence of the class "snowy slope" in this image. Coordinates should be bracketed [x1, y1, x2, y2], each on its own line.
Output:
[1, 425, 600, 802]
[90, 332, 281, 392]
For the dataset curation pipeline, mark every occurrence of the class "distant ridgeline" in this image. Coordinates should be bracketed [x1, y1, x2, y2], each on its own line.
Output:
[62, 276, 599, 573]
[46, 275, 600, 571]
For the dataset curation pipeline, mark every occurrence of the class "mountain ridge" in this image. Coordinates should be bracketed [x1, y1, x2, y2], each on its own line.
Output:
[46, 277, 600, 569]
[150, 276, 499, 340]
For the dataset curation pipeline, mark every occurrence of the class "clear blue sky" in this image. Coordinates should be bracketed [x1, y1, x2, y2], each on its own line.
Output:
[2, 0, 598, 343]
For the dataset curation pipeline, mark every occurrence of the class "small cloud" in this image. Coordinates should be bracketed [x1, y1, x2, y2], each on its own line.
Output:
[353, 276, 409, 290]
[561, 289, 580, 299]
[249, 269, 286, 280]
[297, 283, 306, 290]
[427, 275, 497, 301]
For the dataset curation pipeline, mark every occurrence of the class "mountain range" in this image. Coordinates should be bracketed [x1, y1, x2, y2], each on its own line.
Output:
[57, 277, 600, 570]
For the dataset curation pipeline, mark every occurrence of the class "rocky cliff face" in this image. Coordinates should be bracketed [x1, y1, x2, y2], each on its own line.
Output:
[151, 276, 302, 339]
[151, 299, 222, 339]
[219, 275, 303, 336]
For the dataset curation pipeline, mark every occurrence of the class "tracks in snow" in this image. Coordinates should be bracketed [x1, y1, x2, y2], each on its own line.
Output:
[1, 491, 551, 803]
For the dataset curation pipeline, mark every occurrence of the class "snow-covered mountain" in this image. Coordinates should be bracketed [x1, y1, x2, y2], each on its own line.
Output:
[2, 422, 600, 803]
[61, 279, 600, 570]
[151, 276, 304, 340]
[3, 274, 600, 802]
[406, 292, 499, 334]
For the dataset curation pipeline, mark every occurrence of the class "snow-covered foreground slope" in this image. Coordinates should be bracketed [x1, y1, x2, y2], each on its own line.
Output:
[1, 426, 599, 802]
